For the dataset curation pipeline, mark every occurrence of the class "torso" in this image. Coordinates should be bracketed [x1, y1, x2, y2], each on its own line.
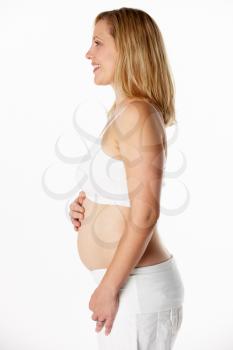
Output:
[77, 100, 171, 270]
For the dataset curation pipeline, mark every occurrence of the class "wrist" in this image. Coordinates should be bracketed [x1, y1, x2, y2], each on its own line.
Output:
[99, 279, 120, 297]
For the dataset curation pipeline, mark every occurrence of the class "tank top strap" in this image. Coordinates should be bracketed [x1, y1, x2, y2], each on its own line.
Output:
[98, 98, 164, 139]
[98, 103, 129, 139]
[99, 98, 147, 138]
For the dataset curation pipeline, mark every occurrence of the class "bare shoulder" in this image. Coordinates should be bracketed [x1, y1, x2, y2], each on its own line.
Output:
[114, 99, 165, 148]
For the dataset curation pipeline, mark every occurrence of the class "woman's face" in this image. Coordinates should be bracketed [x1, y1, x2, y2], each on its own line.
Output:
[85, 20, 118, 86]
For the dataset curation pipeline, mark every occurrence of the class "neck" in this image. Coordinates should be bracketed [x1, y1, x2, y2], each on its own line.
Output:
[115, 96, 127, 107]
[112, 87, 141, 110]
[113, 87, 128, 106]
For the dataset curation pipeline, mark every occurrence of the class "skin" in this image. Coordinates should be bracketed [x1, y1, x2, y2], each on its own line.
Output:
[70, 19, 133, 336]
[69, 19, 164, 336]
[70, 195, 118, 336]
[70, 19, 126, 336]
[69, 191, 85, 231]
[85, 19, 132, 105]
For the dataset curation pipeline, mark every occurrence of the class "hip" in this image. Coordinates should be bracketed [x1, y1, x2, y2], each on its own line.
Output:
[90, 255, 185, 314]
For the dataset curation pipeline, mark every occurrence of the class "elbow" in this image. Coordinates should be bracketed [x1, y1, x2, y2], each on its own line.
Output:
[129, 206, 160, 233]
[147, 210, 160, 227]
[141, 208, 159, 225]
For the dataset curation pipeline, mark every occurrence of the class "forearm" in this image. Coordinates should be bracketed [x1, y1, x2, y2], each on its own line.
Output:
[99, 209, 158, 294]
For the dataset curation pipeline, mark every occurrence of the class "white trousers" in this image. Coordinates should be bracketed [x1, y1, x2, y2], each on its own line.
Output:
[90, 255, 185, 350]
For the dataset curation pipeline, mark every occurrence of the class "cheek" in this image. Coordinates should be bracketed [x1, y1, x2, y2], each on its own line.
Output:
[103, 50, 117, 67]
[106, 55, 117, 76]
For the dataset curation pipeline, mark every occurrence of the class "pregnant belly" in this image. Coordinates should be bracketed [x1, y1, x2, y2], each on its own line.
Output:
[77, 197, 131, 270]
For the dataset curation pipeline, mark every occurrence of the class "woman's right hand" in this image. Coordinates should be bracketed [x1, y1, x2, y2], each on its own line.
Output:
[69, 191, 86, 231]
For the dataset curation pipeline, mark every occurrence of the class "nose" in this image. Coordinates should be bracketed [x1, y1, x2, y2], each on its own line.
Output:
[85, 48, 92, 60]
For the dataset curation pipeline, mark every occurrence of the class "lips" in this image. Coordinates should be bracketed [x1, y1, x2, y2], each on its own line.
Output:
[92, 63, 101, 73]
[93, 65, 100, 73]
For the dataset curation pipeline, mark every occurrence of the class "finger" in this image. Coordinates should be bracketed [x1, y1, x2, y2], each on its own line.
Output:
[95, 319, 105, 333]
[70, 203, 85, 215]
[91, 313, 98, 321]
[71, 211, 84, 220]
[79, 192, 86, 205]
[104, 318, 113, 336]
[69, 202, 79, 212]
[76, 191, 86, 204]
[71, 217, 81, 225]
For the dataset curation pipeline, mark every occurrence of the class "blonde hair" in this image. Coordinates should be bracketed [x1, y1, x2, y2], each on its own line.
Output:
[94, 7, 176, 128]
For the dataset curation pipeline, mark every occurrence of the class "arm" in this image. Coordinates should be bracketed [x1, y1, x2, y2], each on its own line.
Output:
[98, 101, 166, 294]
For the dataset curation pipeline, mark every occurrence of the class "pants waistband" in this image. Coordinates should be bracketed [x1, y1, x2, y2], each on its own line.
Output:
[130, 255, 175, 275]
[90, 255, 175, 280]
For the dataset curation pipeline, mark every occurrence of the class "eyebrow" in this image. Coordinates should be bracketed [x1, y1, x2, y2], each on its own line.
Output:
[92, 35, 103, 41]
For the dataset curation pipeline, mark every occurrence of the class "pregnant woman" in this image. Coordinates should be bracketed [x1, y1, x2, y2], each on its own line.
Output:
[69, 7, 185, 350]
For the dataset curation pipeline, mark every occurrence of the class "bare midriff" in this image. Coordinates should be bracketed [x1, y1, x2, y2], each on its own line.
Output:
[77, 100, 171, 270]
[77, 197, 172, 271]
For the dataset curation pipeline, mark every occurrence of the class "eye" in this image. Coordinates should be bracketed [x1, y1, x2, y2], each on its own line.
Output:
[94, 40, 100, 46]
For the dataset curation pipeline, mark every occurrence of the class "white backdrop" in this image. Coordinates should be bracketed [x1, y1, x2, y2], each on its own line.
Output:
[0, 1, 232, 349]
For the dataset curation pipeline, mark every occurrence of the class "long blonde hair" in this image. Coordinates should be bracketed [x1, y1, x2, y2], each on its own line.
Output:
[94, 7, 176, 128]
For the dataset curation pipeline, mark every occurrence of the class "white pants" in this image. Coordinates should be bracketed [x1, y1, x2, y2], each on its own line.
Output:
[90, 255, 185, 350]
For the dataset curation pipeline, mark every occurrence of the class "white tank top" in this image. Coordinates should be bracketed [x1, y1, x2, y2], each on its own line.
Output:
[75, 100, 166, 207]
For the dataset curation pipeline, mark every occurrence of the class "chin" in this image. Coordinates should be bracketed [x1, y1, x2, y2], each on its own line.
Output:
[94, 78, 110, 86]
[94, 72, 113, 85]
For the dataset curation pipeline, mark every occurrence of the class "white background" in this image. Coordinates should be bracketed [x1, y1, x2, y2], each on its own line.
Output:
[0, 0, 232, 349]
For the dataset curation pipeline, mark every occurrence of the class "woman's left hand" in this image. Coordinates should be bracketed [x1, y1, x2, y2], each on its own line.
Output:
[89, 283, 120, 336]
